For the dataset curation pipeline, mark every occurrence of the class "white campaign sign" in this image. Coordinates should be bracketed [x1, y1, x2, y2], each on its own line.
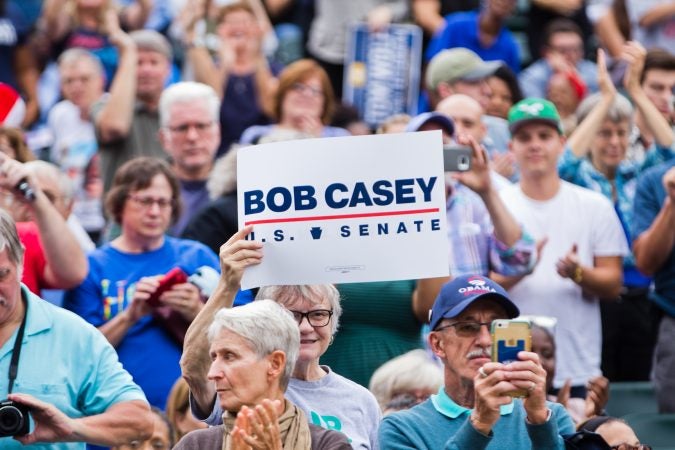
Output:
[237, 131, 450, 289]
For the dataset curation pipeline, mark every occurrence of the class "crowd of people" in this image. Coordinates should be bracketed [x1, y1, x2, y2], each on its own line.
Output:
[0, 0, 673, 448]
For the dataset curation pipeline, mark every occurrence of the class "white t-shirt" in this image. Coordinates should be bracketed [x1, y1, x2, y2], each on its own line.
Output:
[500, 181, 629, 387]
[47, 100, 104, 232]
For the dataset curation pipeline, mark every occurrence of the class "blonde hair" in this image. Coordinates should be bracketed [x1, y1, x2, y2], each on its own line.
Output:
[369, 350, 443, 412]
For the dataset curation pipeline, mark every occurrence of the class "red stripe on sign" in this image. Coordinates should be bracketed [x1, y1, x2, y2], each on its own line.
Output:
[244, 208, 440, 226]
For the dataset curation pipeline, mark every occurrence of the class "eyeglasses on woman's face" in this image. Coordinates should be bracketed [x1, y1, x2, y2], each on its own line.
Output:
[288, 309, 333, 327]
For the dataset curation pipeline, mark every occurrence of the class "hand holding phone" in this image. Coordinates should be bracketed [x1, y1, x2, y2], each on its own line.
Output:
[491, 319, 532, 397]
[146, 267, 188, 308]
[443, 145, 472, 172]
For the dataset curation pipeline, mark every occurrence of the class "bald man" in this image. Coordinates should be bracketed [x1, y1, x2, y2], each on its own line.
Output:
[437, 94, 515, 181]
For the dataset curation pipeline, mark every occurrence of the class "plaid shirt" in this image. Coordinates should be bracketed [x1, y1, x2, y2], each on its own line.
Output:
[446, 182, 537, 277]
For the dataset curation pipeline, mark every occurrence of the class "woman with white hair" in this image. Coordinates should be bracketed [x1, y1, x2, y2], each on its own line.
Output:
[176, 300, 351, 449]
[368, 349, 443, 415]
[182, 227, 382, 449]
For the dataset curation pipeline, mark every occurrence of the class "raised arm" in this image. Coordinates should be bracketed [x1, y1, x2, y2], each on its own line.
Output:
[95, 11, 138, 143]
[636, 2, 675, 28]
[412, 0, 445, 36]
[119, 0, 153, 30]
[454, 135, 523, 247]
[181, 226, 263, 416]
[182, 0, 226, 96]
[566, 49, 616, 158]
[40, 0, 73, 45]
[14, 45, 40, 128]
[623, 42, 674, 150]
[0, 154, 88, 289]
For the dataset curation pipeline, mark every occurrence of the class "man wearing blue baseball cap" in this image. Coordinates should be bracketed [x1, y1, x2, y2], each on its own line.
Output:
[379, 274, 574, 449]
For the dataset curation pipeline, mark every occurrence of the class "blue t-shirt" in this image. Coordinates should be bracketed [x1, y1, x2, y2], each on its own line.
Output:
[425, 11, 520, 74]
[632, 159, 675, 317]
[64, 236, 220, 408]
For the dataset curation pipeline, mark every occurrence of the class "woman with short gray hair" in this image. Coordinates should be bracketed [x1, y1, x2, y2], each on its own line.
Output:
[176, 300, 351, 449]
[182, 228, 382, 449]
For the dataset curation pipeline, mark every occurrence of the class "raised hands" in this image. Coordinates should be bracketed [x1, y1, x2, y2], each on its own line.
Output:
[621, 41, 647, 96]
[231, 399, 284, 450]
[105, 8, 134, 50]
[597, 48, 617, 99]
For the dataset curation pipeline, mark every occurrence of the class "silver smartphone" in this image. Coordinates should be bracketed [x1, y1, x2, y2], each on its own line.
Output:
[443, 145, 472, 172]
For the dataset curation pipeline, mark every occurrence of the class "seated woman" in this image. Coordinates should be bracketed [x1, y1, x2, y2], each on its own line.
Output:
[182, 227, 382, 449]
[176, 300, 351, 449]
[64, 157, 220, 409]
[368, 349, 443, 415]
[239, 59, 350, 145]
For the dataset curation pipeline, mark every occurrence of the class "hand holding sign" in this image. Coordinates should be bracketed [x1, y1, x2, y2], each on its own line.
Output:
[219, 225, 263, 291]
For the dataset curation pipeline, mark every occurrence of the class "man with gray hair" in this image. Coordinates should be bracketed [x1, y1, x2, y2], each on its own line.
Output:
[175, 300, 350, 448]
[0, 209, 154, 449]
[93, 27, 174, 192]
[158, 81, 220, 235]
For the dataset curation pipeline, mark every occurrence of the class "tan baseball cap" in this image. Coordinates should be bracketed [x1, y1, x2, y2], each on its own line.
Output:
[426, 48, 503, 91]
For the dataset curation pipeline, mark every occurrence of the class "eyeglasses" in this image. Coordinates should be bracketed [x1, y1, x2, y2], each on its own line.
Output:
[128, 194, 174, 210]
[167, 122, 214, 136]
[290, 83, 323, 98]
[610, 444, 651, 450]
[288, 309, 333, 327]
[435, 321, 493, 337]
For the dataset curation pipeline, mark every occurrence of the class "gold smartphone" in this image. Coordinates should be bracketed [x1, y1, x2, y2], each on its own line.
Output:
[491, 319, 532, 397]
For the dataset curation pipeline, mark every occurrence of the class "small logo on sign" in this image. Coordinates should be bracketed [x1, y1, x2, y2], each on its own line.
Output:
[310, 227, 323, 240]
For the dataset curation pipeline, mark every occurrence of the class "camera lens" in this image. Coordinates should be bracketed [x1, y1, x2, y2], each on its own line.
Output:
[0, 405, 24, 433]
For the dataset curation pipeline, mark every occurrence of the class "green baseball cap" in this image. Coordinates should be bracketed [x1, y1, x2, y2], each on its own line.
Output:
[508, 98, 563, 135]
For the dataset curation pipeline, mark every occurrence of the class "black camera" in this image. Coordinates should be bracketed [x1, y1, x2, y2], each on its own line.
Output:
[0, 399, 30, 437]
